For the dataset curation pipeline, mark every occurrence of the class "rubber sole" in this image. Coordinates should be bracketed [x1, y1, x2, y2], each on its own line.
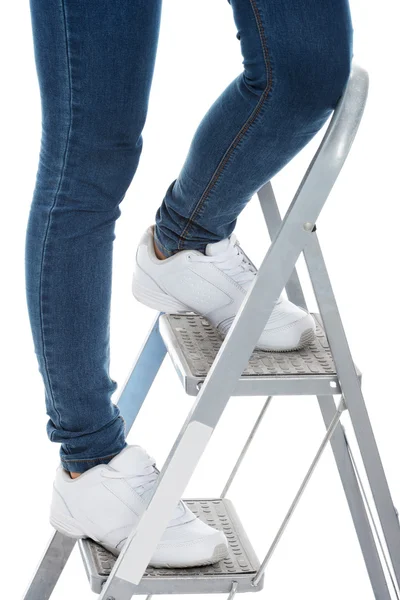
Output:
[218, 326, 317, 353]
[132, 275, 191, 313]
[133, 272, 316, 352]
[50, 512, 89, 540]
[50, 512, 229, 568]
[149, 542, 230, 569]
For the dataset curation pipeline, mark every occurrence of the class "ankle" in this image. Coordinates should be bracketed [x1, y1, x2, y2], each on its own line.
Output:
[69, 471, 81, 479]
[153, 237, 167, 260]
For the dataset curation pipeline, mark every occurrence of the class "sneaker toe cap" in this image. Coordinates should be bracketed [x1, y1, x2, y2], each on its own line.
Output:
[151, 519, 229, 567]
[259, 309, 316, 351]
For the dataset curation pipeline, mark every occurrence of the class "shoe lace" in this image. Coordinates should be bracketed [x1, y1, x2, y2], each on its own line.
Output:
[101, 455, 159, 495]
[192, 234, 283, 304]
[191, 233, 258, 289]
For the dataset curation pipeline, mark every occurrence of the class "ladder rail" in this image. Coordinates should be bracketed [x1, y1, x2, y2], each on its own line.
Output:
[99, 63, 369, 598]
[118, 312, 167, 434]
[22, 531, 76, 600]
[227, 581, 239, 600]
[319, 396, 394, 600]
[258, 183, 307, 309]
[305, 232, 400, 588]
[259, 170, 393, 599]
[345, 428, 400, 599]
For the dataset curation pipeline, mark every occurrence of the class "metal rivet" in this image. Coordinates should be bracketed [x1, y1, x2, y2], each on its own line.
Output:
[196, 381, 203, 391]
[303, 222, 314, 231]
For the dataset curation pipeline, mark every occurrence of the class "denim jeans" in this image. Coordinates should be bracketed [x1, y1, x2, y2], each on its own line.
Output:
[26, 0, 353, 473]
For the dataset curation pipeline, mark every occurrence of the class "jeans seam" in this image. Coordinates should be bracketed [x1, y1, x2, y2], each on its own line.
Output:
[40, 0, 73, 432]
[176, 0, 273, 250]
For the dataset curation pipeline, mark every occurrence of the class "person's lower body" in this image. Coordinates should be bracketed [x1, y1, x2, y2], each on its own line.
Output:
[25, 0, 353, 566]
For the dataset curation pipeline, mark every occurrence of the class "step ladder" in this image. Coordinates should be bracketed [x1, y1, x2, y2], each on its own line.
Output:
[23, 62, 400, 600]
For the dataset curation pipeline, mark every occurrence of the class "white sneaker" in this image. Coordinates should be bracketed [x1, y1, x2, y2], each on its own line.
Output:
[50, 445, 229, 568]
[132, 225, 316, 351]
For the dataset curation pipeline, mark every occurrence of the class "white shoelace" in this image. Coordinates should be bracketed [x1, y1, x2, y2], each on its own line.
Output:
[101, 454, 158, 495]
[191, 233, 283, 336]
[192, 233, 282, 303]
[190, 233, 256, 289]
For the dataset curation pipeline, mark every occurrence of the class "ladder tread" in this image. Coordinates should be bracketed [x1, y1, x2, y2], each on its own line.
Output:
[159, 313, 360, 396]
[79, 498, 262, 594]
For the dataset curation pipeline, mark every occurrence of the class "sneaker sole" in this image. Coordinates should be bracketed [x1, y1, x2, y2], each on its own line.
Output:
[50, 511, 92, 540]
[148, 542, 230, 568]
[133, 275, 316, 352]
[226, 326, 317, 353]
[51, 512, 229, 568]
[132, 274, 191, 313]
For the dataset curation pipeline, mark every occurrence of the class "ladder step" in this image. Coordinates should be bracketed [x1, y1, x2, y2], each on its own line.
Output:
[159, 313, 361, 396]
[78, 498, 262, 595]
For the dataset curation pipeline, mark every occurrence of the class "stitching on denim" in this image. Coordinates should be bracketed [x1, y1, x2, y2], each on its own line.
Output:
[41, 0, 74, 433]
[250, 0, 271, 79]
[177, 0, 273, 250]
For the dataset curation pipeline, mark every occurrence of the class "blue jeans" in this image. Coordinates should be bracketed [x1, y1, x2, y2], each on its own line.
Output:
[26, 0, 353, 473]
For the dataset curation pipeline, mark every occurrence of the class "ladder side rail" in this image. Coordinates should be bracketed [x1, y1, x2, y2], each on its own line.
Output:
[99, 63, 369, 598]
[344, 427, 400, 598]
[117, 313, 167, 434]
[227, 581, 239, 600]
[22, 532, 76, 600]
[257, 182, 307, 309]
[305, 232, 400, 588]
[253, 145, 391, 598]
[317, 395, 392, 599]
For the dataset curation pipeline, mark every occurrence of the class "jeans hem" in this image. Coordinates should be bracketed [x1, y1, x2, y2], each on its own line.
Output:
[153, 226, 180, 258]
[154, 224, 214, 257]
[60, 442, 127, 474]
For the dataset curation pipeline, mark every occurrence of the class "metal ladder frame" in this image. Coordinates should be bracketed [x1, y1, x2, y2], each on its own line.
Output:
[23, 62, 400, 600]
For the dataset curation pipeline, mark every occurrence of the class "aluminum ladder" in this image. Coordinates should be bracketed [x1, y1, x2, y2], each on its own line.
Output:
[23, 62, 400, 600]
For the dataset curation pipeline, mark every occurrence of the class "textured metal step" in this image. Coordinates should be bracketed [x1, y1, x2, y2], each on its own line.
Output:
[79, 498, 262, 595]
[159, 312, 361, 396]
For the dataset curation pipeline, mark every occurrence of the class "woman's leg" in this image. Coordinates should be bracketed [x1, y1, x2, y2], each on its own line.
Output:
[25, 0, 231, 565]
[154, 0, 353, 255]
[132, 0, 353, 352]
[25, 0, 162, 474]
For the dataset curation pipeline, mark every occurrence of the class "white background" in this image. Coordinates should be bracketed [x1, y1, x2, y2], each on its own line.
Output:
[1, 0, 399, 598]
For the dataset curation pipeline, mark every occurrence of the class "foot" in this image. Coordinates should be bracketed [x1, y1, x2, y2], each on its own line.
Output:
[50, 445, 229, 567]
[132, 225, 316, 351]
